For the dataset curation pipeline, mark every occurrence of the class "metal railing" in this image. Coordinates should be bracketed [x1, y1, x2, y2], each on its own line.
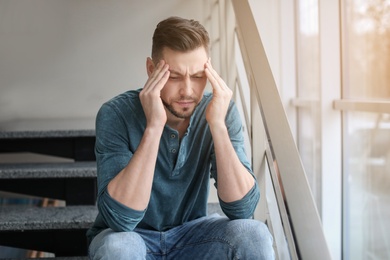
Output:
[210, 0, 333, 259]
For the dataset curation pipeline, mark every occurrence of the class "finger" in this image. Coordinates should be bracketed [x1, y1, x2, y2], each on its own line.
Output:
[205, 68, 227, 93]
[156, 69, 170, 91]
[205, 67, 220, 91]
[152, 63, 170, 91]
[205, 61, 227, 91]
[149, 60, 167, 84]
[204, 60, 219, 89]
[145, 61, 169, 91]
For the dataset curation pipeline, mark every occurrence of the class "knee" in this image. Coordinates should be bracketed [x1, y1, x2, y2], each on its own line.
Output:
[104, 231, 146, 252]
[228, 220, 274, 259]
[89, 230, 146, 260]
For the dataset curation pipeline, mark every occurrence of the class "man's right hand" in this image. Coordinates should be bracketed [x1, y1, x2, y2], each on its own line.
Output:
[107, 60, 170, 211]
[139, 60, 170, 130]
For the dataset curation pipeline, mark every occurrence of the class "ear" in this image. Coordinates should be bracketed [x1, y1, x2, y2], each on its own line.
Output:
[146, 57, 155, 77]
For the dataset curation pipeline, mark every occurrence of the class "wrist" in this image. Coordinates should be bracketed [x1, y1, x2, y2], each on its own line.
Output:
[209, 122, 227, 135]
[144, 125, 165, 137]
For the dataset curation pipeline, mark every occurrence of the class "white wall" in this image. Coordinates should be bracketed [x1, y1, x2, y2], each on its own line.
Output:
[0, 0, 206, 122]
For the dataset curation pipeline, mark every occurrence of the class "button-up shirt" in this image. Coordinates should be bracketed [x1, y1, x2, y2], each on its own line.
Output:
[87, 89, 260, 243]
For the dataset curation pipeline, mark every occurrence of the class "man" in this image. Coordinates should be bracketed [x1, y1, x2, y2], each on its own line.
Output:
[87, 16, 274, 259]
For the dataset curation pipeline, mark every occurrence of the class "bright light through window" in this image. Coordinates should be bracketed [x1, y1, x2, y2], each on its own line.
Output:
[342, 0, 390, 259]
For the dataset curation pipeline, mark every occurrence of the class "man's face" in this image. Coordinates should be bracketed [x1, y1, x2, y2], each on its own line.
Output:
[159, 47, 208, 120]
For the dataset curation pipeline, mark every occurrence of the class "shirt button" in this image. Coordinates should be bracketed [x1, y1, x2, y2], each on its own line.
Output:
[170, 134, 176, 139]
[171, 149, 177, 153]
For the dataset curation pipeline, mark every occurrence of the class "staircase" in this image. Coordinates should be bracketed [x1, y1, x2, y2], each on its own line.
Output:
[0, 119, 97, 258]
[0, 119, 225, 259]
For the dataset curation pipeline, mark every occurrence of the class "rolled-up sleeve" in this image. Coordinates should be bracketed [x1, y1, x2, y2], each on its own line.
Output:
[219, 183, 260, 219]
[98, 189, 145, 232]
[95, 103, 145, 231]
[210, 101, 260, 219]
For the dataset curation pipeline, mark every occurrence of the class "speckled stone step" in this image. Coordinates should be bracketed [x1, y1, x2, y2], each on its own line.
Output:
[0, 203, 223, 232]
[0, 205, 98, 232]
[0, 162, 97, 179]
[0, 206, 97, 256]
[2, 256, 89, 259]
[0, 162, 97, 205]
[0, 203, 224, 257]
[207, 201, 225, 216]
[0, 119, 96, 161]
[0, 118, 95, 139]
[3, 257, 88, 260]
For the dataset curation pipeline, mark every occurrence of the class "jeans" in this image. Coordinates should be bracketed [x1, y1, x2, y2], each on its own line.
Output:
[89, 214, 275, 260]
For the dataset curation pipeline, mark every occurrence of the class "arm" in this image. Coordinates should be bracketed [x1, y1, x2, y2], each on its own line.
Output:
[96, 60, 170, 232]
[204, 60, 256, 204]
[209, 103, 260, 219]
[107, 60, 170, 211]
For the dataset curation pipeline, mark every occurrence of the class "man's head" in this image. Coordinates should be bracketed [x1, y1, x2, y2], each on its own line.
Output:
[151, 16, 210, 62]
[147, 17, 210, 121]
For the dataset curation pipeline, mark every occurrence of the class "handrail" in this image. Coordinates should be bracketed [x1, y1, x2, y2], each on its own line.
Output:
[231, 0, 332, 259]
[333, 99, 390, 114]
[291, 98, 390, 114]
[234, 74, 252, 141]
[264, 145, 298, 258]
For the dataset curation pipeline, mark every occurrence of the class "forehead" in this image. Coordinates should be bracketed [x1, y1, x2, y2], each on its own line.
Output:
[162, 47, 208, 74]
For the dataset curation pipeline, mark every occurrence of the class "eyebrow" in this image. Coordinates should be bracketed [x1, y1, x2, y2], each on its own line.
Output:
[169, 69, 205, 76]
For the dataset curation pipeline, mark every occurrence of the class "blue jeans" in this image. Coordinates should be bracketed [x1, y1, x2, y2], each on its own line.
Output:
[89, 214, 274, 259]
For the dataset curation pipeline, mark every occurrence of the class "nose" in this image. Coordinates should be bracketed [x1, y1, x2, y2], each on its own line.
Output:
[179, 77, 192, 97]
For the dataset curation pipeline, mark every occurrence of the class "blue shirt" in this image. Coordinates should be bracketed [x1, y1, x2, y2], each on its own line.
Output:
[87, 89, 260, 243]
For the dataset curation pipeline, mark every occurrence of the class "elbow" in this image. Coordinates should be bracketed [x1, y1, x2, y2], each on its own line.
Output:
[97, 190, 145, 232]
[219, 183, 260, 219]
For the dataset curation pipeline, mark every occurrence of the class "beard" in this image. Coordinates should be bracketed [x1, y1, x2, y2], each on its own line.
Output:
[161, 96, 200, 119]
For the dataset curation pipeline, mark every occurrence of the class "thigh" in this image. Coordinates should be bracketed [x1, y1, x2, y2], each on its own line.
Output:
[134, 215, 233, 259]
[165, 214, 274, 260]
[89, 228, 147, 260]
[166, 214, 237, 259]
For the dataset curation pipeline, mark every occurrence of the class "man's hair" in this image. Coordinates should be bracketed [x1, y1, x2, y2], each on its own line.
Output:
[151, 16, 210, 61]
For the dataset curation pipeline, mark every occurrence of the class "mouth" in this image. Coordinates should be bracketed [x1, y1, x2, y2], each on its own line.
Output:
[176, 99, 195, 108]
[176, 100, 195, 108]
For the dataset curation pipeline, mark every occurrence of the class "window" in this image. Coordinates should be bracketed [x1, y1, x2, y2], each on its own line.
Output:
[342, 1, 390, 259]
[295, 0, 322, 211]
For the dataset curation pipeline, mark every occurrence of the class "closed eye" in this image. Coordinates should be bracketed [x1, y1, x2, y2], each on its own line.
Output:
[191, 74, 205, 79]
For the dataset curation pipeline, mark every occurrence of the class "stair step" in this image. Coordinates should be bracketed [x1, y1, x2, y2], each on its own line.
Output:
[0, 162, 97, 205]
[0, 162, 96, 179]
[0, 119, 96, 161]
[0, 205, 97, 256]
[0, 205, 97, 232]
[0, 203, 223, 257]
[0, 203, 223, 232]
[208, 202, 224, 216]
[23, 256, 89, 260]
[0, 256, 89, 260]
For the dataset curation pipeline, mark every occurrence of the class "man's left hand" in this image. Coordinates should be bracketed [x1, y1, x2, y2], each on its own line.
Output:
[204, 59, 233, 128]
